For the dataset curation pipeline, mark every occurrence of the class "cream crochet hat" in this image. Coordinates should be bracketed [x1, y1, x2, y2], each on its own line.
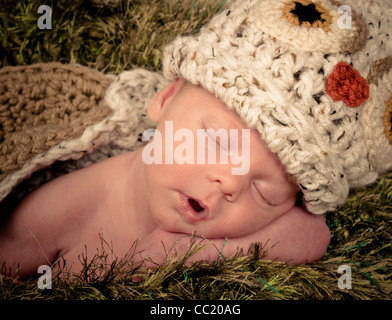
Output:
[162, 0, 392, 214]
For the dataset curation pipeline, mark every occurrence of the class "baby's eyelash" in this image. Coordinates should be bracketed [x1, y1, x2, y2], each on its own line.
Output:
[253, 181, 275, 207]
[201, 121, 231, 152]
[206, 130, 219, 144]
[201, 122, 217, 142]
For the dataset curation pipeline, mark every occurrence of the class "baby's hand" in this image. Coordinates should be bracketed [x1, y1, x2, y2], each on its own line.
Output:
[134, 206, 331, 269]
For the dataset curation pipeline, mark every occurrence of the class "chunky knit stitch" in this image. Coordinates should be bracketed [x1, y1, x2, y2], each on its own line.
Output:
[1, 0, 391, 216]
[162, 0, 392, 214]
[326, 61, 369, 108]
[0, 63, 112, 181]
[0, 65, 167, 203]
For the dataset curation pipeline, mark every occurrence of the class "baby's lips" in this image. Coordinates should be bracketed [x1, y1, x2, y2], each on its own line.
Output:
[179, 193, 209, 223]
[326, 61, 370, 108]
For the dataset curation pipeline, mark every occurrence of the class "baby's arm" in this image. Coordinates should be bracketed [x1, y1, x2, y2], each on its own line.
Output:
[0, 167, 97, 278]
[0, 187, 61, 278]
[135, 206, 331, 267]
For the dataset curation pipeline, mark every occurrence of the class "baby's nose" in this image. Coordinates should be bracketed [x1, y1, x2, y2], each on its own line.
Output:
[209, 171, 245, 202]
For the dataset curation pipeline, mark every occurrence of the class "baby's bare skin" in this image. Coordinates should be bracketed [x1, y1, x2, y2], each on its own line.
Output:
[0, 80, 331, 278]
[0, 151, 154, 277]
[0, 151, 329, 277]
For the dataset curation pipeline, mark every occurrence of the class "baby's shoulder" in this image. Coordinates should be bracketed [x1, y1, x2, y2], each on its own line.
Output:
[60, 153, 134, 215]
[11, 156, 117, 230]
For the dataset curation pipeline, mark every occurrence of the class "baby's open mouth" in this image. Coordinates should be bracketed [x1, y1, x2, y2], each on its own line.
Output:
[188, 198, 204, 213]
[179, 193, 208, 223]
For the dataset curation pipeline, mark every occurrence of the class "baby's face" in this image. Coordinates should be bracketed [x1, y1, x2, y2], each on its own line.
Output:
[143, 80, 299, 238]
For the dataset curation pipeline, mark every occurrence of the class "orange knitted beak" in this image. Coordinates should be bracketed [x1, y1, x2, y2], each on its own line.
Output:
[326, 61, 370, 108]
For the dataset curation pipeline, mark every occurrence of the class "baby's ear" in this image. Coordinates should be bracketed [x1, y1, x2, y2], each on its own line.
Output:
[147, 79, 182, 122]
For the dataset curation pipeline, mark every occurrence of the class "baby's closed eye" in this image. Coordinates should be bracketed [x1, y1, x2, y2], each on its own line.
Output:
[207, 129, 230, 151]
[252, 180, 291, 207]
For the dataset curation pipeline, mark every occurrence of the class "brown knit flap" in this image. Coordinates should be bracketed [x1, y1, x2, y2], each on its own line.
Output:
[0, 63, 113, 181]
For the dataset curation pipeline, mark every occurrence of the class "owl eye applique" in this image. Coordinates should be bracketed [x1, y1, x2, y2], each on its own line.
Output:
[384, 93, 392, 146]
[282, 0, 332, 31]
[253, 0, 367, 54]
[360, 59, 392, 173]
[365, 56, 392, 145]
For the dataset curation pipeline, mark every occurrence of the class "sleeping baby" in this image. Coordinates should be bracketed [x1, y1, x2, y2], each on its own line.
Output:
[1, 0, 392, 278]
[0, 77, 330, 278]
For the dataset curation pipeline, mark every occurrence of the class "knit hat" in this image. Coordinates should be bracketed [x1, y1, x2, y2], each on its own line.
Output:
[162, 0, 392, 214]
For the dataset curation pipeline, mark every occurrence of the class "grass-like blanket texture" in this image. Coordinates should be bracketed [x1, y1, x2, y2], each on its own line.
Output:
[0, 0, 391, 300]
